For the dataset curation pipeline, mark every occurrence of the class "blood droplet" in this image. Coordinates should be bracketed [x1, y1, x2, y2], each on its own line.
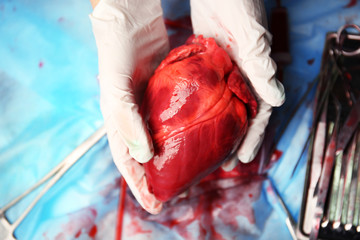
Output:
[345, 72, 352, 80]
[38, 61, 44, 68]
[88, 225, 97, 238]
[307, 58, 315, 65]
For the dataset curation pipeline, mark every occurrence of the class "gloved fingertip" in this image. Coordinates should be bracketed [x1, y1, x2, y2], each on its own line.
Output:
[132, 146, 154, 164]
[178, 190, 189, 198]
[146, 203, 163, 215]
[237, 151, 256, 164]
[221, 156, 238, 172]
[143, 195, 163, 214]
[270, 83, 286, 107]
[258, 82, 285, 108]
[237, 138, 262, 164]
[127, 131, 155, 164]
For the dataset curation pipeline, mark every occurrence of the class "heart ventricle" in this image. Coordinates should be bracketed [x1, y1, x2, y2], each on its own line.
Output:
[141, 35, 258, 202]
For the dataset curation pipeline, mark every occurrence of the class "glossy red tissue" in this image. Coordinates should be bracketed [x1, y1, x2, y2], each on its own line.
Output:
[141, 35, 258, 202]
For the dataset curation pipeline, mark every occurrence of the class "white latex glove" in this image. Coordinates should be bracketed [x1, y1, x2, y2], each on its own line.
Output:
[89, 0, 169, 214]
[190, 0, 285, 168]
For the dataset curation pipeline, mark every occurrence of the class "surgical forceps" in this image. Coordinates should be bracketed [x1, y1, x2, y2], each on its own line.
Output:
[0, 125, 106, 240]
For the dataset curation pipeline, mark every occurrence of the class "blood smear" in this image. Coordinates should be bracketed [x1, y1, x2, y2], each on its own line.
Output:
[54, 233, 66, 240]
[271, 149, 283, 162]
[42, 232, 50, 240]
[124, 177, 264, 239]
[164, 16, 192, 49]
[116, 177, 127, 240]
[128, 220, 152, 235]
[345, 0, 357, 8]
[47, 207, 98, 239]
[74, 230, 82, 238]
[89, 208, 98, 218]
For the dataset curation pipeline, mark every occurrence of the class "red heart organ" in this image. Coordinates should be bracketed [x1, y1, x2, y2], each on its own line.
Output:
[141, 36, 258, 202]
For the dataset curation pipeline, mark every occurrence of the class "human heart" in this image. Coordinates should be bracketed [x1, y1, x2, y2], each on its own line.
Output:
[141, 35, 258, 202]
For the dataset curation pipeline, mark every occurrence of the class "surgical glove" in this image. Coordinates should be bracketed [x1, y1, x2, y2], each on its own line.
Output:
[190, 0, 285, 167]
[90, 0, 169, 214]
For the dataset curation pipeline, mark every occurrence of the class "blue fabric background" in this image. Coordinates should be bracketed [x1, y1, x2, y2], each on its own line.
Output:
[0, 0, 359, 239]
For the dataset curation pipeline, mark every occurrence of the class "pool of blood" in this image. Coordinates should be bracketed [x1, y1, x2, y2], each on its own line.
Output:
[120, 175, 265, 239]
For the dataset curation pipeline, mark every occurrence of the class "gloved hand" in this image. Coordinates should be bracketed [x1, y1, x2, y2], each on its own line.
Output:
[89, 0, 169, 214]
[190, 0, 285, 169]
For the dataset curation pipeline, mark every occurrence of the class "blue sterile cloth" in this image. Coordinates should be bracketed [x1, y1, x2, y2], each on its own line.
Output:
[0, 0, 359, 239]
